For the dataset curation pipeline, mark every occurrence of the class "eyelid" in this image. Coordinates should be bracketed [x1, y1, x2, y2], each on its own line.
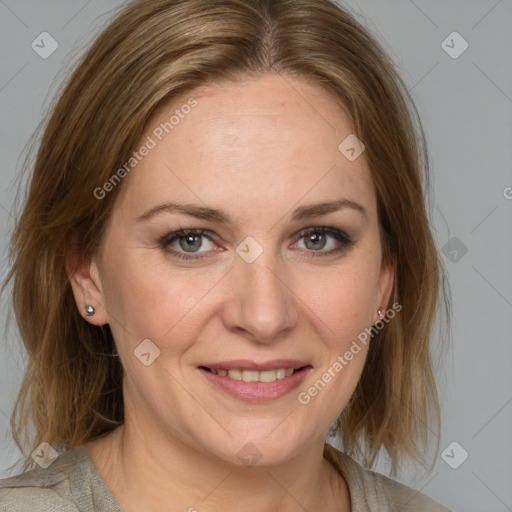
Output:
[159, 227, 218, 254]
[293, 224, 352, 244]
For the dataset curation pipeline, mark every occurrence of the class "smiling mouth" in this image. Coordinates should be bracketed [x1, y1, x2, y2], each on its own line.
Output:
[199, 366, 309, 383]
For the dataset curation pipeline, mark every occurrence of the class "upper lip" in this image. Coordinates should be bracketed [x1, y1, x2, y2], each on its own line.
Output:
[199, 359, 311, 371]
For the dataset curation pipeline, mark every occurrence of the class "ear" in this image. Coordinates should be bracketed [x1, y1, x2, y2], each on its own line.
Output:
[66, 246, 109, 326]
[373, 256, 395, 324]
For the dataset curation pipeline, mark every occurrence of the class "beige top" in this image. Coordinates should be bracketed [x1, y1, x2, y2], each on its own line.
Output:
[0, 443, 451, 511]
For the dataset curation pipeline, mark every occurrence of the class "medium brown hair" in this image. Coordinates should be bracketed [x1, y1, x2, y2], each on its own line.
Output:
[3, 0, 450, 474]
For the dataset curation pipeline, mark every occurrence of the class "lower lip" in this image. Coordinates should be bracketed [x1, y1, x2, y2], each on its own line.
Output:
[198, 367, 312, 403]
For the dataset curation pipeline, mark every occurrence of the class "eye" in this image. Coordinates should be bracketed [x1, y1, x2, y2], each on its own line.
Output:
[160, 225, 354, 261]
[291, 225, 353, 257]
[160, 229, 218, 260]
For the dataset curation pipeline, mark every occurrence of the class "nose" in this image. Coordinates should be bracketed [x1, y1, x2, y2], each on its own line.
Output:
[221, 248, 299, 344]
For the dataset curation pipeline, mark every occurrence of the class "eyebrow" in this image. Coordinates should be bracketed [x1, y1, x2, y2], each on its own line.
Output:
[135, 199, 367, 224]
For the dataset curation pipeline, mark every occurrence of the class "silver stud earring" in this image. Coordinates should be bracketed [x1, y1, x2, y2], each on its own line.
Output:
[378, 309, 384, 319]
[84, 304, 95, 317]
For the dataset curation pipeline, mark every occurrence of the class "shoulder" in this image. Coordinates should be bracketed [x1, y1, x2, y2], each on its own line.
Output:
[323, 443, 452, 512]
[0, 487, 79, 512]
[0, 447, 90, 512]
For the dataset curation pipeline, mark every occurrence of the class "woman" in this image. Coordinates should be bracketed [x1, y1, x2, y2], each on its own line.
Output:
[0, 0, 451, 510]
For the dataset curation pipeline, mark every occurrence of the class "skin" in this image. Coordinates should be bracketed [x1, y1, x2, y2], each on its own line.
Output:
[70, 73, 394, 512]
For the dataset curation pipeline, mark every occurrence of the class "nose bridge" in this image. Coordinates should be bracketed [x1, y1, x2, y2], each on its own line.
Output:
[225, 244, 298, 343]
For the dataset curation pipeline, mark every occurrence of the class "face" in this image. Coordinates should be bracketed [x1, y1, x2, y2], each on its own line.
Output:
[72, 73, 394, 466]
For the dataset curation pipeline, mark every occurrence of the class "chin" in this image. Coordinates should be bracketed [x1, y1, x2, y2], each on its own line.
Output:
[197, 425, 311, 468]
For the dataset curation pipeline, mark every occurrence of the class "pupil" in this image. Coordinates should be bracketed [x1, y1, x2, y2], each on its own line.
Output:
[180, 234, 201, 252]
[306, 233, 326, 250]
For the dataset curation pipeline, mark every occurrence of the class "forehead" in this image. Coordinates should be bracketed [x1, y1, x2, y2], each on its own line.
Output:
[115, 74, 377, 227]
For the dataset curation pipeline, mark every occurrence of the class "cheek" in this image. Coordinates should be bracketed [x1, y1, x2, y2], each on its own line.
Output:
[101, 249, 221, 352]
[301, 256, 380, 343]
[302, 270, 375, 413]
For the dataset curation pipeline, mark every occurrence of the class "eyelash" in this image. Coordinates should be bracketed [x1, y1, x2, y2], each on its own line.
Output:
[159, 225, 353, 261]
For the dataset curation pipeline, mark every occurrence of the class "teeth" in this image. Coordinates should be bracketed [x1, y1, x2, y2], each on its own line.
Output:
[227, 369, 242, 380]
[209, 367, 297, 382]
[259, 370, 277, 382]
[276, 368, 287, 379]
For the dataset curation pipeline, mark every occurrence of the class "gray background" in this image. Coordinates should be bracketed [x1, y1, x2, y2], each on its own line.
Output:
[1, 1, 511, 511]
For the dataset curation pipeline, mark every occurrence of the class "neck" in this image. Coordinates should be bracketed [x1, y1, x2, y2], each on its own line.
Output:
[85, 422, 350, 512]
